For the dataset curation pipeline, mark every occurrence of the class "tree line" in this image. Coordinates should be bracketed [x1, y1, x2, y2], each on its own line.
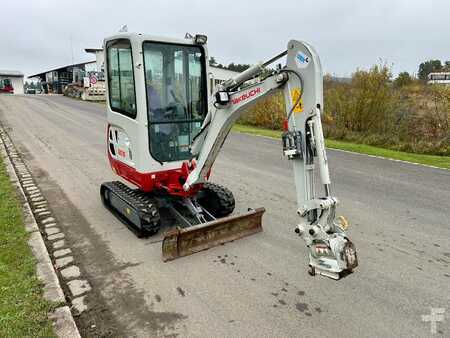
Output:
[417, 60, 450, 80]
[209, 57, 251, 73]
[238, 61, 450, 156]
[380, 59, 450, 88]
[24, 81, 42, 90]
[210, 55, 450, 87]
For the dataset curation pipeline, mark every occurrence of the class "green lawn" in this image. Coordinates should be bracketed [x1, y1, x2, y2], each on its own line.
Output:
[232, 124, 450, 170]
[0, 156, 55, 337]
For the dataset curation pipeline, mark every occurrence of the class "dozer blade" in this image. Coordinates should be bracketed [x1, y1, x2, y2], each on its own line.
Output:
[162, 207, 265, 261]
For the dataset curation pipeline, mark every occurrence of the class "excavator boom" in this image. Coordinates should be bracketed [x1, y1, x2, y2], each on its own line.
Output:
[181, 39, 357, 278]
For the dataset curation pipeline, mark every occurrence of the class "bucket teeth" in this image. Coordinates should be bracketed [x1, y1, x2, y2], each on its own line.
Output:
[162, 207, 265, 261]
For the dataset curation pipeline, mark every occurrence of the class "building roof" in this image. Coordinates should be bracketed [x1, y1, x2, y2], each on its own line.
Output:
[0, 70, 24, 77]
[428, 72, 450, 75]
[28, 61, 96, 78]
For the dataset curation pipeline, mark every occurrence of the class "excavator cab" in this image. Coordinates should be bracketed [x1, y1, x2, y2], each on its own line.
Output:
[105, 37, 208, 176]
[102, 33, 264, 261]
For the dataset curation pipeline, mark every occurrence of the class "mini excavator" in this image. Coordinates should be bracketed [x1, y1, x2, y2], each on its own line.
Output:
[100, 32, 357, 279]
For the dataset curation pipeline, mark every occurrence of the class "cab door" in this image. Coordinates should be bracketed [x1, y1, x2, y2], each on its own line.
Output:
[105, 39, 138, 168]
[142, 41, 208, 163]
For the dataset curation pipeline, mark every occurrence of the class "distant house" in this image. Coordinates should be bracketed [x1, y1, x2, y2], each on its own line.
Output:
[427, 72, 450, 85]
[28, 61, 96, 94]
[0, 70, 24, 94]
[85, 48, 105, 74]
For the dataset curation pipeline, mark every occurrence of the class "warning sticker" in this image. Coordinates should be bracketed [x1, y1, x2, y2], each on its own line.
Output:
[290, 88, 303, 113]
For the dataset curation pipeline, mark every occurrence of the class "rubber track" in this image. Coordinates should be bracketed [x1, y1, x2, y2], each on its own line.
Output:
[101, 181, 160, 234]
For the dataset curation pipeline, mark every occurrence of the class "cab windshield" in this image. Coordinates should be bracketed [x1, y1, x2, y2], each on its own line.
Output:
[143, 41, 207, 162]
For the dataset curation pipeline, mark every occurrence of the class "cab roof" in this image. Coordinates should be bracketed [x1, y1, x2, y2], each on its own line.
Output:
[103, 32, 201, 48]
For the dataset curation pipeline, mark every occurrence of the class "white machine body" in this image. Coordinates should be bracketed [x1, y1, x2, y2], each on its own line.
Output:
[103, 32, 357, 279]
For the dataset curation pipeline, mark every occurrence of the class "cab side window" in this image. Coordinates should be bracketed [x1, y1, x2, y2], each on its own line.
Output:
[107, 39, 137, 118]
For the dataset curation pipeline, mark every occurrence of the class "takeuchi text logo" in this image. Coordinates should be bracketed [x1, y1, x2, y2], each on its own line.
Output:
[231, 87, 261, 104]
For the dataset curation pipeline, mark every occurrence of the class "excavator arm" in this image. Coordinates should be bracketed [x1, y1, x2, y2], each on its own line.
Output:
[183, 40, 358, 279]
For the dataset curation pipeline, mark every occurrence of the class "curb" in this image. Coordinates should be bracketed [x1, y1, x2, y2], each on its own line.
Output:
[0, 127, 81, 338]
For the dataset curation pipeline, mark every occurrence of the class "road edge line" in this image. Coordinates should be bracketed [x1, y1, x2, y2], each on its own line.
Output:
[232, 130, 449, 172]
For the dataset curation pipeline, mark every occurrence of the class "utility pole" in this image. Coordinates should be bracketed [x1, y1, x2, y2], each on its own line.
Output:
[69, 36, 75, 65]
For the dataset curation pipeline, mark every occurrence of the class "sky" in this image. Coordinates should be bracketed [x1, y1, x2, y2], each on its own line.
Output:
[1, 0, 449, 78]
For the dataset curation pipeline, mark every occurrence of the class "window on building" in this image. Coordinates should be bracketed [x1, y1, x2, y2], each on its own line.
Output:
[107, 39, 137, 118]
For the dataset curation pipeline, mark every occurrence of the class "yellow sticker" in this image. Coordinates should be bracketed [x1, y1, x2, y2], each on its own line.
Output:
[290, 88, 303, 113]
[126, 208, 131, 215]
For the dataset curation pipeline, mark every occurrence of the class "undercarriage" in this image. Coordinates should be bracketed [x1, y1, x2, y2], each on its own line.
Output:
[100, 181, 264, 260]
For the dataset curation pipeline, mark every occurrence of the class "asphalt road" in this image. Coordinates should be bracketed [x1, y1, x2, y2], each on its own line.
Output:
[1, 95, 449, 337]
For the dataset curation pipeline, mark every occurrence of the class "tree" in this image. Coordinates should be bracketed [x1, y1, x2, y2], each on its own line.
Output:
[24, 80, 42, 90]
[209, 57, 224, 68]
[209, 56, 251, 72]
[444, 61, 450, 72]
[226, 63, 251, 72]
[209, 56, 217, 67]
[418, 60, 442, 80]
[394, 71, 413, 88]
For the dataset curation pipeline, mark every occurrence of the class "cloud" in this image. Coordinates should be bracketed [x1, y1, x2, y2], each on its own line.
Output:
[1, 0, 448, 77]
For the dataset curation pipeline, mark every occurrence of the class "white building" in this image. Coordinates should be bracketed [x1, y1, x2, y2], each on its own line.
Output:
[85, 48, 105, 74]
[209, 66, 239, 94]
[0, 70, 24, 94]
[29, 62, 97, 94]
[427, 72, 450, 85]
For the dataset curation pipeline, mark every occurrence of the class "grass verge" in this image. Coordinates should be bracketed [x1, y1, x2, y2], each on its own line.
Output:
[0, 156, 55, 337]
[232, 124, 450, 170]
